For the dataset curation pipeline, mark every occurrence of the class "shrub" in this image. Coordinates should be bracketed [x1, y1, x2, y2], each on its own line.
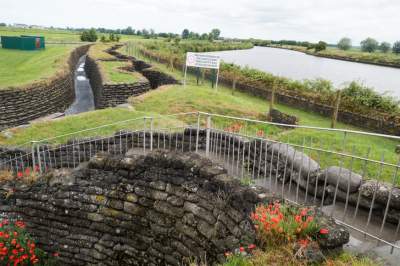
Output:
[342, 81, 400, 113]
[80, 29, 98, 42]
[379, 42, 391, 53]
[314, 41, 327, 52]
[0, 219, 58, 265]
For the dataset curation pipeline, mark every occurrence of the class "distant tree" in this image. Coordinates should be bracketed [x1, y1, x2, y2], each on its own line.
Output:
[210, 28, 221, 40]
[0, 23, 6, 27]
[201, 33, 209, 40]
[149, 29, 156, 38]
[182, 29, 190, 39]
[100, 35, 107, 43]
[125, 26, 134, 35]
[379, 42, 391, 53]
[115, 35, 121, 42]
[136, 30, 142, 36]
[142, 29, 150, 38]
[80, 28, 98, 42]
[337, 37, 352, 50]
[393, 41, 400, 54]
[360, 37, 379, 52]
[314, 41, 327, 52]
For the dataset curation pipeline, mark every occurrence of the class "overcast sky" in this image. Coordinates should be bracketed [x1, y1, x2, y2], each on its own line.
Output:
[1, 0, 399, 44]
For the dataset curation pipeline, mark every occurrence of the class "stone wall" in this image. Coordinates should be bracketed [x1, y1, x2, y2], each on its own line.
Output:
[0, 151, 276, 265]
[0, 45, 91, 130]
[0, 150, 349, 265]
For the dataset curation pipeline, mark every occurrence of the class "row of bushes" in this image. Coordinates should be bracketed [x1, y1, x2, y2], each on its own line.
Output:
[138, 41, 400, 118]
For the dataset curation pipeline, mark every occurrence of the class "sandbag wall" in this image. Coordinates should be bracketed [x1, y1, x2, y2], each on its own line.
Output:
[84, 56, 152, 109]
[0, 45, 91, 130]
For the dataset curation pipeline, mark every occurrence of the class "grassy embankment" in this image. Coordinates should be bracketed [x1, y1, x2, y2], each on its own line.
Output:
[0, 45, 75, 88]
[267, 44, 400, 67]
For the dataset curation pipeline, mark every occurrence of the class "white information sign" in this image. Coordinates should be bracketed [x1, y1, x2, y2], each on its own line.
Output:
[186, 52, 220, 69]
[184, 52, 221, 89]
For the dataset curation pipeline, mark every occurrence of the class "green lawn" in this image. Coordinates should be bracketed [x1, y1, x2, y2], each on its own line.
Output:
[0, 45, 75, 88]
[0, 109, 184, 146]
[99, 61, 143, 84]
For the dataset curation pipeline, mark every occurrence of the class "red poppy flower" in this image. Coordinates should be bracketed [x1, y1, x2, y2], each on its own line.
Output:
[319, 228, 329, 235]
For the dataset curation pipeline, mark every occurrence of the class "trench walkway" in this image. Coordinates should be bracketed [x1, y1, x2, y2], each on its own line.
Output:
[65, 55, 95, 115]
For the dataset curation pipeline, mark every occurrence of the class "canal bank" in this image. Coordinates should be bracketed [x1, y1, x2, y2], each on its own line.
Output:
[208, 46, 400, 98]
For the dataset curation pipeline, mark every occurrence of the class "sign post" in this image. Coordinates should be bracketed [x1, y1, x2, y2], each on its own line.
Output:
[184, 52, 220, 89]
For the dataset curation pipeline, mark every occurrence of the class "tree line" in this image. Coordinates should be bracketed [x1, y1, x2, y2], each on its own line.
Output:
[337, 37, 400, 53]
[253, 38, 400, 54]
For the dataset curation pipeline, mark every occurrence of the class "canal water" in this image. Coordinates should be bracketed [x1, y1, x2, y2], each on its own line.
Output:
[209, 46, 400, 98]
[65, 55, 95, 115]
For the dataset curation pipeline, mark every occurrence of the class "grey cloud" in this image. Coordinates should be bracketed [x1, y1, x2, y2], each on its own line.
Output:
[1, 0, 399, 43]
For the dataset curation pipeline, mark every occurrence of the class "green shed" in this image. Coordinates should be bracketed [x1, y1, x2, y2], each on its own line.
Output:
[1, 35, 45, 50]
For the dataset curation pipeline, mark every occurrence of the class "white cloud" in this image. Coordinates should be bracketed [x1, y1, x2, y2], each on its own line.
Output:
[1, 0, 399, 43]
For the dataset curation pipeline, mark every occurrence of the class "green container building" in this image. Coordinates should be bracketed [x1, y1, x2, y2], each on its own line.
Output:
[1, 35, 45, 50]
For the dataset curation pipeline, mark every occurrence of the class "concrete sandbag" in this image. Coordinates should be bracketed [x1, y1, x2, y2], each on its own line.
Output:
[360, 180, 400, 210]
[270, 143, 320, 179]
[320, 166, 362, 193]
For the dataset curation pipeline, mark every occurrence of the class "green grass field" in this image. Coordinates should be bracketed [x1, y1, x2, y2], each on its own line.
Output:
[0, 45, 75, 88]
[0, 26, 81, 42]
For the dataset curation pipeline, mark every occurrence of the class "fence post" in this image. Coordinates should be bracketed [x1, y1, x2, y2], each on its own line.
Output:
[268, 79, 277, 120]
[206, 115, 211, 157]
[150, 117, 154, 151]
[36, 143, 42, 174]
[331, 90, 342, 129]
[143, 118, 146, 154]
[196, 112, 201, 153]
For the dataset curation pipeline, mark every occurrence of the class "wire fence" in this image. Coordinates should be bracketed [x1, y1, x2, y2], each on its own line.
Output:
[1, 111, 400, 252]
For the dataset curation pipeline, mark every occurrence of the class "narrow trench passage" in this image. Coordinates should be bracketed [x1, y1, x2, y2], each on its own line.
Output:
[65, 55, 95, 115]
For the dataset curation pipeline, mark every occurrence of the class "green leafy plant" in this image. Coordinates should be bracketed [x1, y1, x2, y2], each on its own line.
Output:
[0, 219, 58, 265]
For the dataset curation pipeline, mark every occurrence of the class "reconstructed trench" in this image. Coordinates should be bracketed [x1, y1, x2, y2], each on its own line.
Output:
[1, 45, 400, 264]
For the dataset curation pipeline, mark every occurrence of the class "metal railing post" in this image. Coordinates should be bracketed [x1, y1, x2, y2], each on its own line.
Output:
[206, 115, 211, 157]
[150, 117, 154, 151]
[196, 112, 200, 153]
[36, 143, 42, 174]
